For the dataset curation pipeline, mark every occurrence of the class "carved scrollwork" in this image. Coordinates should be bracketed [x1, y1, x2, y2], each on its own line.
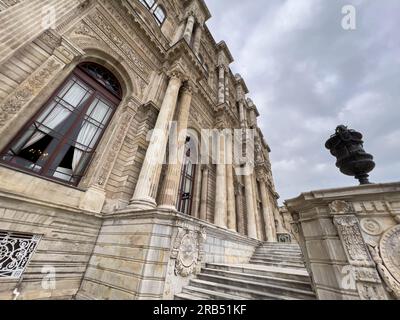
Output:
[329, 200, 354, 214]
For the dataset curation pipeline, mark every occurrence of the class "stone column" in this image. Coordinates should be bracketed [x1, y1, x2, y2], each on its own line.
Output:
[192, 25, 203, 55]
[199, 165, 209, 221]
[224, 71, 230, 105]
[192, 164, 203, 219]
[183, 15, 196, 44]
[260, 180, 277, 242]
[238, 99, 246, 128]
[235, 186, 245, 235]
[244, 171, 258, 239]
[158, 83, 193, 210]
[226, 133, 237, 231]
[214, 132, 227, 228]
[218, 66, 225, 104]
[130, 72, 183, 210]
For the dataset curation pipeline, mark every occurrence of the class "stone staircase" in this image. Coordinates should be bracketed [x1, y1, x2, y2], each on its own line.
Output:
[175, 243, 316, 300]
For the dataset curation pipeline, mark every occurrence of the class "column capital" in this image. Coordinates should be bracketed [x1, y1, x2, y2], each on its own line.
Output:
[167, 69, 186, 82]
[218, 64, 229, 73]
[182, 80, 198, 95]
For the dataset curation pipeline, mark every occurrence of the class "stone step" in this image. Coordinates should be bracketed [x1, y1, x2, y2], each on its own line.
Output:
[259, 244, 301, 249]
[250, 259, 304, 266]
[175, 293, 199, 301]
[206, 263, 311, 282]
[251, 254, 304, 263]
[201, 268, 313, 291]
[195, 274, 315, 300]
[181, 285, 248, 300]
[188, 279, 300, 300]
[250, 259, 306, 269]
[255, 248, 302, 254]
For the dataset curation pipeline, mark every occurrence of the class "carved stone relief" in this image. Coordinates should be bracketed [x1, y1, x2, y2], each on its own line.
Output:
[379, 225, 400, 283]
[333, 214, 388, 299]
[170, 222, 206, 277]
[361, 218, 383, 236]
[329, 200, 354, 214]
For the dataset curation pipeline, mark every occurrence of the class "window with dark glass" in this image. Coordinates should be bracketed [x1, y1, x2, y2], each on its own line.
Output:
[0, 63, 122, 186]
[138, 0, 167, 26]
[177, 138, 197, 215]
[139, 0, 155, 9]
[153, 6, 166, 26]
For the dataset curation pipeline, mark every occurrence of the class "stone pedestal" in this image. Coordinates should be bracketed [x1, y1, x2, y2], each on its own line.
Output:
[285, 182, 400, 300]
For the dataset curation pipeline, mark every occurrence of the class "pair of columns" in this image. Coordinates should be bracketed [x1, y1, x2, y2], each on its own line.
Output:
[183, 14, 203, 55]
[129, 72, 193, 211]
[240, 167, 277, 242]
[214, 131, 237, 231]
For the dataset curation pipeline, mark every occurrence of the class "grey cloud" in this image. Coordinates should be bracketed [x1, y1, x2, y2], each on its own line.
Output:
[205, 0, 400, 204]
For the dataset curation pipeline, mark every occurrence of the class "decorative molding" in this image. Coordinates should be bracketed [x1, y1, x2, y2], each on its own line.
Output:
[329, 200, 354, 214]
[95, 98, 138, 187]
[334, 215, 373, 266]
[333, 214, 387, 300]
[0, 57, 63, 129]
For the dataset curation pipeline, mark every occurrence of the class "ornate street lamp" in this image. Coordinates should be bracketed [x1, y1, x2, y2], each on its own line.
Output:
[325, 125, 375, 185]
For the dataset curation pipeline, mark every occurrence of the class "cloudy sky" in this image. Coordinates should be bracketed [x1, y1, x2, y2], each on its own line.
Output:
[205, 0, 400, 204]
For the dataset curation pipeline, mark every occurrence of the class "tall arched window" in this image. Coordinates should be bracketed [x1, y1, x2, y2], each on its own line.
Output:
[0, 63, 122, 186]
[177, 137, 197, 215]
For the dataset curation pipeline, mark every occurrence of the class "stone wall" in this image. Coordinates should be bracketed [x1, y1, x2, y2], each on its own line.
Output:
[75, 210, 258, 300]
[0, 170, 101, 300]
[286, 182, 400, 300]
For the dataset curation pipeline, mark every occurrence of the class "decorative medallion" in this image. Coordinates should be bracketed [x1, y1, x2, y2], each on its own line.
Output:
[361, 219, 382, 236]
[171, 224, 206, 278]
[176, 232, 200, 277]
[379, 225, 400, 282]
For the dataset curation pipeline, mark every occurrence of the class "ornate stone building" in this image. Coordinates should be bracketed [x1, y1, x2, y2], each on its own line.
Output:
[0, 0, 287, 300]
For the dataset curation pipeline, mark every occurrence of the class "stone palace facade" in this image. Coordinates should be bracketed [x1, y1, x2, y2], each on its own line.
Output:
[0, 0, 288, 300]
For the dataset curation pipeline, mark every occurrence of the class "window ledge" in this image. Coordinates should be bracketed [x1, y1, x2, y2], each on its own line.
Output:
[0, 165, 102, 216]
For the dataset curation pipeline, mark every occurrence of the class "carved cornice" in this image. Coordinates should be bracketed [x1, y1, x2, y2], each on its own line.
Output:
[166, 39, 207, 82]
[118, 0, 168, 55]
[212, 102, 239, 129]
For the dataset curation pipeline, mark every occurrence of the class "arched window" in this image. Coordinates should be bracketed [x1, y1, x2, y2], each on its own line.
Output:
[0, 63, 122, 186]
[153, 6, 166, 26]
[177, 137, 197, 215]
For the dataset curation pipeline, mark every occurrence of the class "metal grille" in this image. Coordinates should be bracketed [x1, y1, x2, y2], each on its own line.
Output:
[0, 231, 41, 279]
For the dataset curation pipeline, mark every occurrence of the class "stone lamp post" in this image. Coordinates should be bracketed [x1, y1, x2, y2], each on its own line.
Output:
[325, 125, 375, 185]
